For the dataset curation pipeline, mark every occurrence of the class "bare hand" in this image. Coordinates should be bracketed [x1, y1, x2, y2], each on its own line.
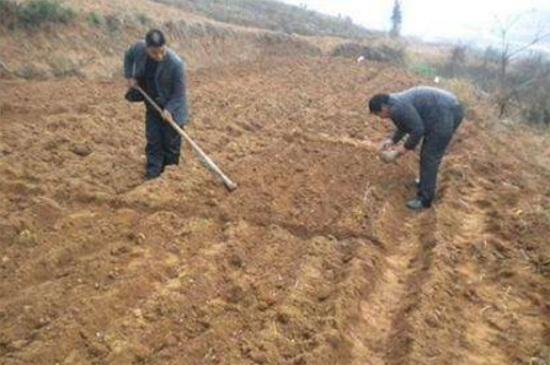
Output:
[378, 138, 394, 152]
[161, 109, 174, 123]
[396, 145, 409, 156]
[127, 78, 136, 89]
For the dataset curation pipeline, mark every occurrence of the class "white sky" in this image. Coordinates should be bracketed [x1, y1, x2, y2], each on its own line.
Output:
[281, 0, 550, 43]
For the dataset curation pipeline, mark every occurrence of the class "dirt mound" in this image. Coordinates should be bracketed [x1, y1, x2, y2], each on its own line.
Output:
[331, 42, 405, 64]
[1, 57, 549, 365]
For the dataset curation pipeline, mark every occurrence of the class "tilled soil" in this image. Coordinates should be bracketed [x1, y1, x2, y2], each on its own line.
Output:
[1, 57, 549, 365]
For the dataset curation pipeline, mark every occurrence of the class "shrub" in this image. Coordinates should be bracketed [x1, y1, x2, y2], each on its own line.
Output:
[512, 54, 550, 126]
[331, 42, 363, 58]
[49, 57, 82, 78]
[104, 14, 122, 33]
[0, 0, 18, 29]
[87, 11, 104, 27]
[136, 13, 152, 26]
[0, 59, 11, 78]
[376, 44, 406, 64]
[15, 64, 48, 80]
[332, 43, 406, 64]
[441, 78, 478, 112]
[436, 45, 550, 126]
[0, 0, 76, 29]
[16, 0, 76, 27]
[411, 63, 437, 78]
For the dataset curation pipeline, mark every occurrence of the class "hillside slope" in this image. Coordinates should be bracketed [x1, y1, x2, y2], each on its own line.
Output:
[0, 0, 329, 79]
[152, 0, 373, 38]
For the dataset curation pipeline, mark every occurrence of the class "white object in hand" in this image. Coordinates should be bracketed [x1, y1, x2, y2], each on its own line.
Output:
[380, 150, 400, 163]
[378, 138, 394, 152]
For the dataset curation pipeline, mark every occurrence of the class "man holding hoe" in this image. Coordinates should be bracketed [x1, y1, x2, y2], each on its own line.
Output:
[124, 29, 188, 180]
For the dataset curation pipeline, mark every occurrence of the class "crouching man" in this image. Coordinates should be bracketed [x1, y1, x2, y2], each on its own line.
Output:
[369, 86, 464, 210]
[124, 29, 188, 180]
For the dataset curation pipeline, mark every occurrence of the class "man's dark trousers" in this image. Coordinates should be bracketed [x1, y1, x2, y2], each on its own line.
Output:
[145, 107, 182, 178]
[418, 104, 464, 206]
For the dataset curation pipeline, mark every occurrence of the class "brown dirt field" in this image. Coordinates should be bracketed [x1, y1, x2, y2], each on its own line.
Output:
[1, 56, 550, 365]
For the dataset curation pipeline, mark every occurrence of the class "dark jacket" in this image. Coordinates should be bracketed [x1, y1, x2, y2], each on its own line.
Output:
[389, 87, 461, 150]
[124, 40, 189, 125]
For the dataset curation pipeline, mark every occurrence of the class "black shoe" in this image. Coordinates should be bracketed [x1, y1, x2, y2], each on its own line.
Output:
[406, 198, 429, 211]
[144, 172, 160, 181]
[163, 157, 180, 167]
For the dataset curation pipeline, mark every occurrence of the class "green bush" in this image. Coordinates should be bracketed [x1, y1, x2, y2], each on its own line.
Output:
[15, 64, 48, 80]
[0, 0, 18, 29]
[17, 0, 76, 27]
[332, 43, 406, 64]
[411, 63, 437, 78]
[104, 14, 122, 33]
[49, 57, 82, 78]
[136, 13, 152, 26]
[87, 11, 104, 27]
[0, 0, 76, 29]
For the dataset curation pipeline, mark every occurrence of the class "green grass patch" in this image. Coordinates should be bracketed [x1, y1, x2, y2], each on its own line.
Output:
[410, 63, 437, 78]
[87, 11, 104, 27]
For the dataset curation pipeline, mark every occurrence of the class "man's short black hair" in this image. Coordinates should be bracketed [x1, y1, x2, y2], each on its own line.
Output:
[145, 29, 166, 48]
[368, 94, 390, 113]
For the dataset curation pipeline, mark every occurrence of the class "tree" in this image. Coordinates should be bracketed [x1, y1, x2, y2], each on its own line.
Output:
[390, 0, 402, 38]
[492, 13, 550, 117]
[514, 53, 550, 126]
[446, 45, 468, 77]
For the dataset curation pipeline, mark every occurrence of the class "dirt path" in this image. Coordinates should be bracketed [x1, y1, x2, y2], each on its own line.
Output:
[351, 203, 417, 365]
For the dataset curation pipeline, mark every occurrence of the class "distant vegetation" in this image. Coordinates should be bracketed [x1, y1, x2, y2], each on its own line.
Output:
[153, 0, 373, 38]
[332, 42, 406, 64]
[415, 45, 550, 127]
[0, 0, 76, 29]
[389, 0, 402, 38]
[86, 11, 104, 27]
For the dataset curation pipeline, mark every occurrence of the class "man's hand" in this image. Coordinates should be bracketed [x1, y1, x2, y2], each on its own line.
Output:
[395, 145, 409, 157]
[161, 109, 174, 124]
[380, 145, 408, 164]
[127, 78, 137, 89]
[378, 138, 394, 152]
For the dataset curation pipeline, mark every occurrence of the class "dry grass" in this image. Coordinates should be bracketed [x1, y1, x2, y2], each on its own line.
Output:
[151, 0, 373, 38]
[441, 78, 479, 111]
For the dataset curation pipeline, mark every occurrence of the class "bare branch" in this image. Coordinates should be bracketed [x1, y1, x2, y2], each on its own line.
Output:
[507, 31, 550, 60]
[499, 67, 550, 102]
[493, 10, 549, 61]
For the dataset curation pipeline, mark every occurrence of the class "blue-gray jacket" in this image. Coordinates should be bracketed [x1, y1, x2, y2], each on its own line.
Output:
[389, 87, 461, 150]
[124, 40, 189, 125]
